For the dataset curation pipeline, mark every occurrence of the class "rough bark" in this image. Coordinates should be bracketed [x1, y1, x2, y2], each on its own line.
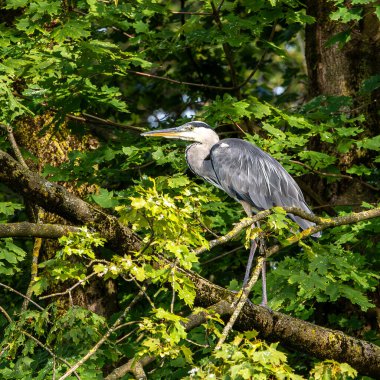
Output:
[305, 0, 380, 130]
[0, 149, 140, 253]
[182, 269, 380, 378]
[0, 222, 80, 238]
[1, 148, 379, 376]
[305, 0, 380, 207]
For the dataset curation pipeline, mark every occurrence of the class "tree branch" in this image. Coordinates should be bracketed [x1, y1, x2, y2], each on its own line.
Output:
[67, 113, 144, 133]
[210, 0, 239, 96]
[0, 149, 140, 253]
[59, 288, 145, 380]
[215, 256, 265, 350]
[39, 272, 98, 301]
[105, 300, 233, 380]
[180, 268, 380, 378]
[196, 205, 380, 257]
[0, 282, 45, 311]
[0, 222, 81, 239]
[291, 159, 380, 192]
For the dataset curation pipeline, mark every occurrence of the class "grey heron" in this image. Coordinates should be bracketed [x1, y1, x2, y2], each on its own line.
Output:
[142, 121, 320, 305]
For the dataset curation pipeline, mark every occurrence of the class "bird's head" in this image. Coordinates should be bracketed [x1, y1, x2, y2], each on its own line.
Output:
[141, 121, 219, 145]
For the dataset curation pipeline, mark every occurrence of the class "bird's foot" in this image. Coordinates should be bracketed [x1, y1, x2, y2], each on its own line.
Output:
[259, 301, 273, 313]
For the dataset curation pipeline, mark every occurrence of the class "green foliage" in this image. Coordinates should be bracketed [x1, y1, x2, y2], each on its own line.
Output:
[32, 228, 105, 295]
[0, 0, 379, 379]
[310, 360, 357, 380]
[0, 304, 111, 379]
[0, 201, 26, 275]
[186, 332, 304, 380]
[0, 238, 27, 275]
[122, 176, 210, 263]
[265, 221, 379, 318]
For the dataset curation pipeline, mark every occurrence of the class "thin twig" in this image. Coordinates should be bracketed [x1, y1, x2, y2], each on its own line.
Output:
[214, 256, 265, 350]
[116, 327, 139, 344]
[66, 113, 144, 133]
[217, 0, 225, 12]
[0, 304, 12, 322]
[39, 272, 98, 300]
[290, 159, 380, 191]
[125, 69, 236, 91]
[238, 20, 277, 90]
[195, 215, 221, 238]
[0, 124, 28, 167]
[210, 1, 239, 95]
[129, 277, 155, 309]
[22, 236, 43, 311]
[0, 282, 45, 311]
[114, 321, 139, 332]
[227, 116, 247, 135]
[313, 202, 368, 209]
[185, 337, 209, 348]
[201, 245, 244, 265]
[171, 263, 177, 314]
[58, 289, 145, 380]
[171, 11, 212, 15]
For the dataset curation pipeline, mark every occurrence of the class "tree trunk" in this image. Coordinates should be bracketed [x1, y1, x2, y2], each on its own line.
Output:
[305, 0, 380, 207]
[305, 1, 380, 134]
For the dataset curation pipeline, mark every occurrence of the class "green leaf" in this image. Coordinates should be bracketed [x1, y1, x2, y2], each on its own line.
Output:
[4, 0, 29, 9]
[360, 74, 380, 94]
[325, 30, 351, 48]
[376, 6, 380, 20]
[330, 7, 362, 22]
[357, 135, 380, 151]
[133, 21, 149, 34]
[91, 189, 118, 208]
[167, 175, 190, 188]
[298, 151, 336, 169]
[249, 97, 272, 119]
[0, 202, 23, 217]
[52, 19, 91, 42]
[262, 122, 286, 139]
[346, 164, 372, 176]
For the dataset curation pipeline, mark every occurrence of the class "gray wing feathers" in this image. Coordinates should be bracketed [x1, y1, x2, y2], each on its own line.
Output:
[210, 139, 319, 235]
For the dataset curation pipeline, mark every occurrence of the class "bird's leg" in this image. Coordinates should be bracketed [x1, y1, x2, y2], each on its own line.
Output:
[243, 235, 257, 287]
[257, 234, 268, 307]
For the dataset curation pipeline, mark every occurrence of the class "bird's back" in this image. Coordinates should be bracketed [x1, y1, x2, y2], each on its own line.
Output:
[208, 138, 320, 235]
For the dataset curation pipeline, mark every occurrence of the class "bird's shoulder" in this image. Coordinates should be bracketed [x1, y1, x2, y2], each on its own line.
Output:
[210, 138, 272, 162]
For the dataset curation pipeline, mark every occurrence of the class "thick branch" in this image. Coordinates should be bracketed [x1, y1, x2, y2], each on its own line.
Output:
[0, 222, 80, 239]
[0, 149, 140, 253]
[182, 269, 380, 378]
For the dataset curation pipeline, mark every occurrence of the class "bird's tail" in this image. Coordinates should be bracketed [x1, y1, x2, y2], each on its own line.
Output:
[289, 214, 321, 238]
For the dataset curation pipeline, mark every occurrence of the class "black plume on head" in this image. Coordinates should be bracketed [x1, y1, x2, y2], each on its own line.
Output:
[187, 121, 212, 129]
